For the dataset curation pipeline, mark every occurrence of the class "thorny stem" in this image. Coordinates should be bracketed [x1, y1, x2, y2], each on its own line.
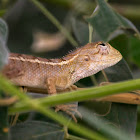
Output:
[29, 0, 78, 47]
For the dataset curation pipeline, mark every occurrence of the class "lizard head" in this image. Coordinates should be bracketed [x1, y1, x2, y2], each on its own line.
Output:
[71, 41, 122, 83]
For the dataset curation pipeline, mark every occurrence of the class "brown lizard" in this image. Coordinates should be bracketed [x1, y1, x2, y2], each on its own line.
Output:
[2, 41, 122, 121]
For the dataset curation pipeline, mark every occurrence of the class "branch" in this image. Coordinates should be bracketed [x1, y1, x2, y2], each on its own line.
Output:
[26, 86, 140, 105]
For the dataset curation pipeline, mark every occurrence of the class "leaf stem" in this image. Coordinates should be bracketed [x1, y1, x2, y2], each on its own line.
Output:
[0, 75, 107, 140]
[9, 78, 140, 113]
[88, 22, 98, 85]
[66, 134, 88, 140]
[101, 70, 109, 82]
[34, 106, 107, 140]
[88, 23, 93, 43]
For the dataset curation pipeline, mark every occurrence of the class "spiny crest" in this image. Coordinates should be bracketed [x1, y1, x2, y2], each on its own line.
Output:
[9, 53, 78, 66]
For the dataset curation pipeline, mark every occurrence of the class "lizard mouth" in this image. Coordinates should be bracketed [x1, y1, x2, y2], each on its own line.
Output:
[72, 59, 120, 84]
[93, 57, 122, 63]
[77, 58, 121, 79]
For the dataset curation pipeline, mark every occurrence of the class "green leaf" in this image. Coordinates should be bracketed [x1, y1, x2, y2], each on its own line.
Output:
[104, 59, 133, 81]
[72, 0, 137, 137]
[0, 18, 9, 69]
[86, 0, 139, 42]
[72, 18, 89, 45]
[0, 18, 8, 42]
[109, 34, 129, 60]
[0, 18, 9, 140]
[104, 103, 137, 139]
[0, 10, 6, 17]
[85, 0, 138, 135]
[10, 121, 64, 140]
[129, 37, 140, 67]
[103, 59, 137, 137]
[79, 107, 132, 140]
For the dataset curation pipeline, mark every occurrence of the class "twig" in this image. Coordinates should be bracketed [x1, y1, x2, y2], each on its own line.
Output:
[30, 0, 78, 47]
[0, 96, 17, 106]
[26, 87, 140, 105]
[101, 70, 109, 82]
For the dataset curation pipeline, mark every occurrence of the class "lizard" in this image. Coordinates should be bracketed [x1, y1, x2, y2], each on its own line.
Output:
[1, 41, 122, 121]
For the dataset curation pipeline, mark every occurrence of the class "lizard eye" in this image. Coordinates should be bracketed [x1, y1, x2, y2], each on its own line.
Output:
[84, 55, 90, 61]
[99, 43, 105, 46]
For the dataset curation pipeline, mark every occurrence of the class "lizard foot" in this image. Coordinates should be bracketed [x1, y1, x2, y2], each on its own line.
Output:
[99, 82, 111, 86]
[68, 85, 78, 91]
[55, 104, 82, 123]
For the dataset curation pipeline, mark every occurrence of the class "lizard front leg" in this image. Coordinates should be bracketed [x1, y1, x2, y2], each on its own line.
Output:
[46, 77, 80, 122]
[46, 77, 57, 94]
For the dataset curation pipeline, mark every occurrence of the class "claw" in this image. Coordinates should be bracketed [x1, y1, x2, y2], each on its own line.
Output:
[99, 82, 111, 86]
[55, 104, 82, 122]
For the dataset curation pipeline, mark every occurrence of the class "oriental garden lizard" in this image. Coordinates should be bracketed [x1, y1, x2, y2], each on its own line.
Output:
[1, 42, 122, 121]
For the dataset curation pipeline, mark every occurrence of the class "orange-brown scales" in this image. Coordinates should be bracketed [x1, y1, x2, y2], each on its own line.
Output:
[2, 42, 122, 94]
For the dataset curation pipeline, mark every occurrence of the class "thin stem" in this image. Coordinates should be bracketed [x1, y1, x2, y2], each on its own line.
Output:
[9, 78, 140, 113]
[11, 113, 19, 126]
[101, 70, 109, 82]
[36, 107, 107, 140]
[0, 76, 107, 140]
[66, 134, 87, 140]
[44, 0, 140, 22]
[0, 96, 17, 106]
[90, 76, 98, 86]
[88, 23, 93, 43]
[88, 22, 98, 85]
[30, 0, 78, 47]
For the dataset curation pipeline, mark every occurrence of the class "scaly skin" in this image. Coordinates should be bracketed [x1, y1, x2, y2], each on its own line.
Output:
[2, 41, 122, 122]
[2, 41, 122, 94]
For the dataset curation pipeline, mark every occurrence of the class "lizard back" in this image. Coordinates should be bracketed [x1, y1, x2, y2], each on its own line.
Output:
[2, 53, 76, 89]
[1, 42, 122, 90]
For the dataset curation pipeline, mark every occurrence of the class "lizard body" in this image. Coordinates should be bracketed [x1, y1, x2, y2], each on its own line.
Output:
[2, 42, 122, 94]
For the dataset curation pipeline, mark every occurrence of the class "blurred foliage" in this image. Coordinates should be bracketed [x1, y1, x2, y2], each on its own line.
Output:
[0, 18, 8, 69]
[11, 121, 64, 140]
[129, 37, 140, 67]
[0, 0, 140, 139]
[0, 93, 9, 140]
[86, 0, 139, 42]
[0, 18, 9, 140]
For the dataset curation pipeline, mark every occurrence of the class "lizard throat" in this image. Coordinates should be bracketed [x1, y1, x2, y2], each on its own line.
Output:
[71, 58, 121, 84]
